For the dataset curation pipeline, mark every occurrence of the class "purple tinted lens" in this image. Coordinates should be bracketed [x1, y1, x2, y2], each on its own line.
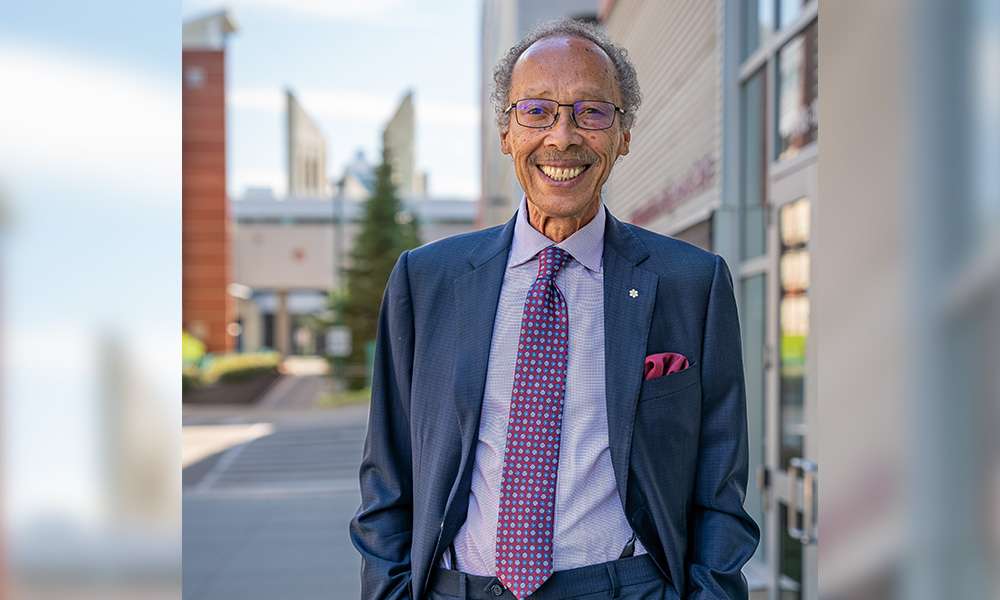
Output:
[574, 102, 615, 129]
[517, 100, 556, 124]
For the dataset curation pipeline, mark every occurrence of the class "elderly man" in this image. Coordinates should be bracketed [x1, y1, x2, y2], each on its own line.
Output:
[351, 19, 759, 600]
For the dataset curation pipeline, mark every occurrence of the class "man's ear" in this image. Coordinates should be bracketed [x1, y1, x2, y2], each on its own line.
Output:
[619, 129, 631, 156]
[500, 130, 511, 155]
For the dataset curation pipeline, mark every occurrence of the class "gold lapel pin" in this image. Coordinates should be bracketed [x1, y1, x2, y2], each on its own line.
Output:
[629, 289, 638, 298]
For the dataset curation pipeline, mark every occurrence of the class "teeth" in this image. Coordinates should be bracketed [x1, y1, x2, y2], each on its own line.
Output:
[539, 165, 586, 181]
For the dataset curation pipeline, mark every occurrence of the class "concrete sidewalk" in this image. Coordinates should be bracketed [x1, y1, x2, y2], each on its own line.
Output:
[183, 359, 369, 600]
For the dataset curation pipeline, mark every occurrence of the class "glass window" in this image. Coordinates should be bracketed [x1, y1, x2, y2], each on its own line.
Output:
[184, 66, 205, 89]
[776, 20, 818, 161]
[779, 198, 809, 468]
[779, 0, 807, 29]
[744, 0, 775, 58]
[741, 69, 767, 259]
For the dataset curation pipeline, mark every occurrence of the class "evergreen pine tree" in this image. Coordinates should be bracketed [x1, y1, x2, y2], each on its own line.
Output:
[342, 147, 419, 387]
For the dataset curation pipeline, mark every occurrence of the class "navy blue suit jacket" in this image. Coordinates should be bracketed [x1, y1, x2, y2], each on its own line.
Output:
[350, 210, 759, 599]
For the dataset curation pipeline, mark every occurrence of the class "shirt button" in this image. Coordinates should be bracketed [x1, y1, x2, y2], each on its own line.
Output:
[490, 583, 504, 596]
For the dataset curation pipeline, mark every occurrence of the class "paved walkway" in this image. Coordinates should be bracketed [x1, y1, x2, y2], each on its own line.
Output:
[183, 358, 369, 600]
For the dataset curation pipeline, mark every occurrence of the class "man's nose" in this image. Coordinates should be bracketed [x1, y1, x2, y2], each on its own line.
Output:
[545, 106, 583, 150]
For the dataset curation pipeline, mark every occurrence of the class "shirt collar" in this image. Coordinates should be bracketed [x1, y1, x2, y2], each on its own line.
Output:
[509, 195, 605, 273]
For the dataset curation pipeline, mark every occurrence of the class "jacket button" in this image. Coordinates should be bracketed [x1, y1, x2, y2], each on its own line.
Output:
[490, 583, 504, 596]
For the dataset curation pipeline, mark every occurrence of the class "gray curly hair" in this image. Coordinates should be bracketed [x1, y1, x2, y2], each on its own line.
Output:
[491, 18, 642, 133]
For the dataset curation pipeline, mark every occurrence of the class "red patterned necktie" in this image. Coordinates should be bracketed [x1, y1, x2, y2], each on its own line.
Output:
[496, 245, 570, 599]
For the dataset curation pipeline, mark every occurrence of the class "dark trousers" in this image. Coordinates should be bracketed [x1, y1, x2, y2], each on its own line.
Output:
[427, 554, 675, 600]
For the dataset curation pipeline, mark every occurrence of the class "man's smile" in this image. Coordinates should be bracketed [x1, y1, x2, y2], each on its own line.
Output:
[537, 164, 589, 181]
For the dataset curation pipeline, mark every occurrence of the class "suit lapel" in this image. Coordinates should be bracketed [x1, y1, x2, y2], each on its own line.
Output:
[603, 213, 657, 504]
[452, 217, 516, 457]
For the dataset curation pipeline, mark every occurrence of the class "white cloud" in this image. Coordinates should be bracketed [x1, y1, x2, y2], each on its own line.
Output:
[418, 101, 480, 128]
[298, 89, 399, 122]
[184, 0, 412, 22]
[229, 88, 394, 122]
[0, 42, 179, 198]
[227, 88, 284, 112]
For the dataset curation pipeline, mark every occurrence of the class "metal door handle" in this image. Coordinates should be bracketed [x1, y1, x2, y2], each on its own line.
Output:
[787, 457, 817, 545]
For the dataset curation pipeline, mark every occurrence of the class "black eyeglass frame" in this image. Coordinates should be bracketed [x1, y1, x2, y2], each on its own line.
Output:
[504, 98, 626, 131]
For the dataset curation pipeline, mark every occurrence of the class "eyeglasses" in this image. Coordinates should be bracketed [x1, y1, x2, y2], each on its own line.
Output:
[505, 98, 625, 131]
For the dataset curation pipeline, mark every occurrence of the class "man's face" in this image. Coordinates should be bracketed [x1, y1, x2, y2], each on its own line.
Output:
[501, 35, 630, 231]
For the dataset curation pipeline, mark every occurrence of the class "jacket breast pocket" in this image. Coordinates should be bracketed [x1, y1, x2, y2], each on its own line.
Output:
[637, 360, 700, 403]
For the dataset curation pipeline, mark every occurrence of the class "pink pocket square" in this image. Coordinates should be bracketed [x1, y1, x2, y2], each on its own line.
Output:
[643, 352, 690, 381]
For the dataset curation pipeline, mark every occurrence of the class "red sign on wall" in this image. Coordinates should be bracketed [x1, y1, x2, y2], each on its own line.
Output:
[629, 155, 716, 226]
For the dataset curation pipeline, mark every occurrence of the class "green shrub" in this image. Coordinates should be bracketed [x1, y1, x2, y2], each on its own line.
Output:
[182, 331, 206, 365]
[182, 364, 203, 392]
[201, 351, 282, 384]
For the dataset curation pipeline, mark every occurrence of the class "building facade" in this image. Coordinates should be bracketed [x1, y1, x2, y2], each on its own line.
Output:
[601, 1, 819, 598]
[287, 90, 329, 198]
[182, 10, 238, 353]
[382, 91, 427, 199]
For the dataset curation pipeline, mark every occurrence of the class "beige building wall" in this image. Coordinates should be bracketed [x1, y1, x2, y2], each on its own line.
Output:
[235, 223, 344, 290]
[237, 297, 263, 350]
[603, 0, 722, 244]
[383, 91, 417, 198]
[287, 90, 328, 197]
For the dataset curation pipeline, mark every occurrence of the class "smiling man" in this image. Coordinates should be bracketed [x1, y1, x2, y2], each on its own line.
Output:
[351, 19, 759, 600]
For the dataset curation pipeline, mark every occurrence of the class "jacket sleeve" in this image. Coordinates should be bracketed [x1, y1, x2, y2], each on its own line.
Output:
[685, 254, 761, 599]
[349, 251, 416, 600]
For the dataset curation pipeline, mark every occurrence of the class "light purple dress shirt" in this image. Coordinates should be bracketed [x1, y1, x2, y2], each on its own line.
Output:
[448, 198, 645, 575]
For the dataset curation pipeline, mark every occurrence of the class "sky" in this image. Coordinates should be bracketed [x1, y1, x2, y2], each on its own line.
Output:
[181, 0, 482, 200]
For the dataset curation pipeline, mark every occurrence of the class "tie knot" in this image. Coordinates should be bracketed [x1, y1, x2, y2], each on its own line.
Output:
[537, 246, 570, 280]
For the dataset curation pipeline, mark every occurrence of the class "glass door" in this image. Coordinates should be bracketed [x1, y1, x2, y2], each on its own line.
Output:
[762, 159, 818, 600]
[734, 4, 818, 595]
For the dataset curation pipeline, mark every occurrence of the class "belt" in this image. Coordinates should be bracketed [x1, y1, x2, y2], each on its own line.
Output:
[429, 554, 665, 600]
